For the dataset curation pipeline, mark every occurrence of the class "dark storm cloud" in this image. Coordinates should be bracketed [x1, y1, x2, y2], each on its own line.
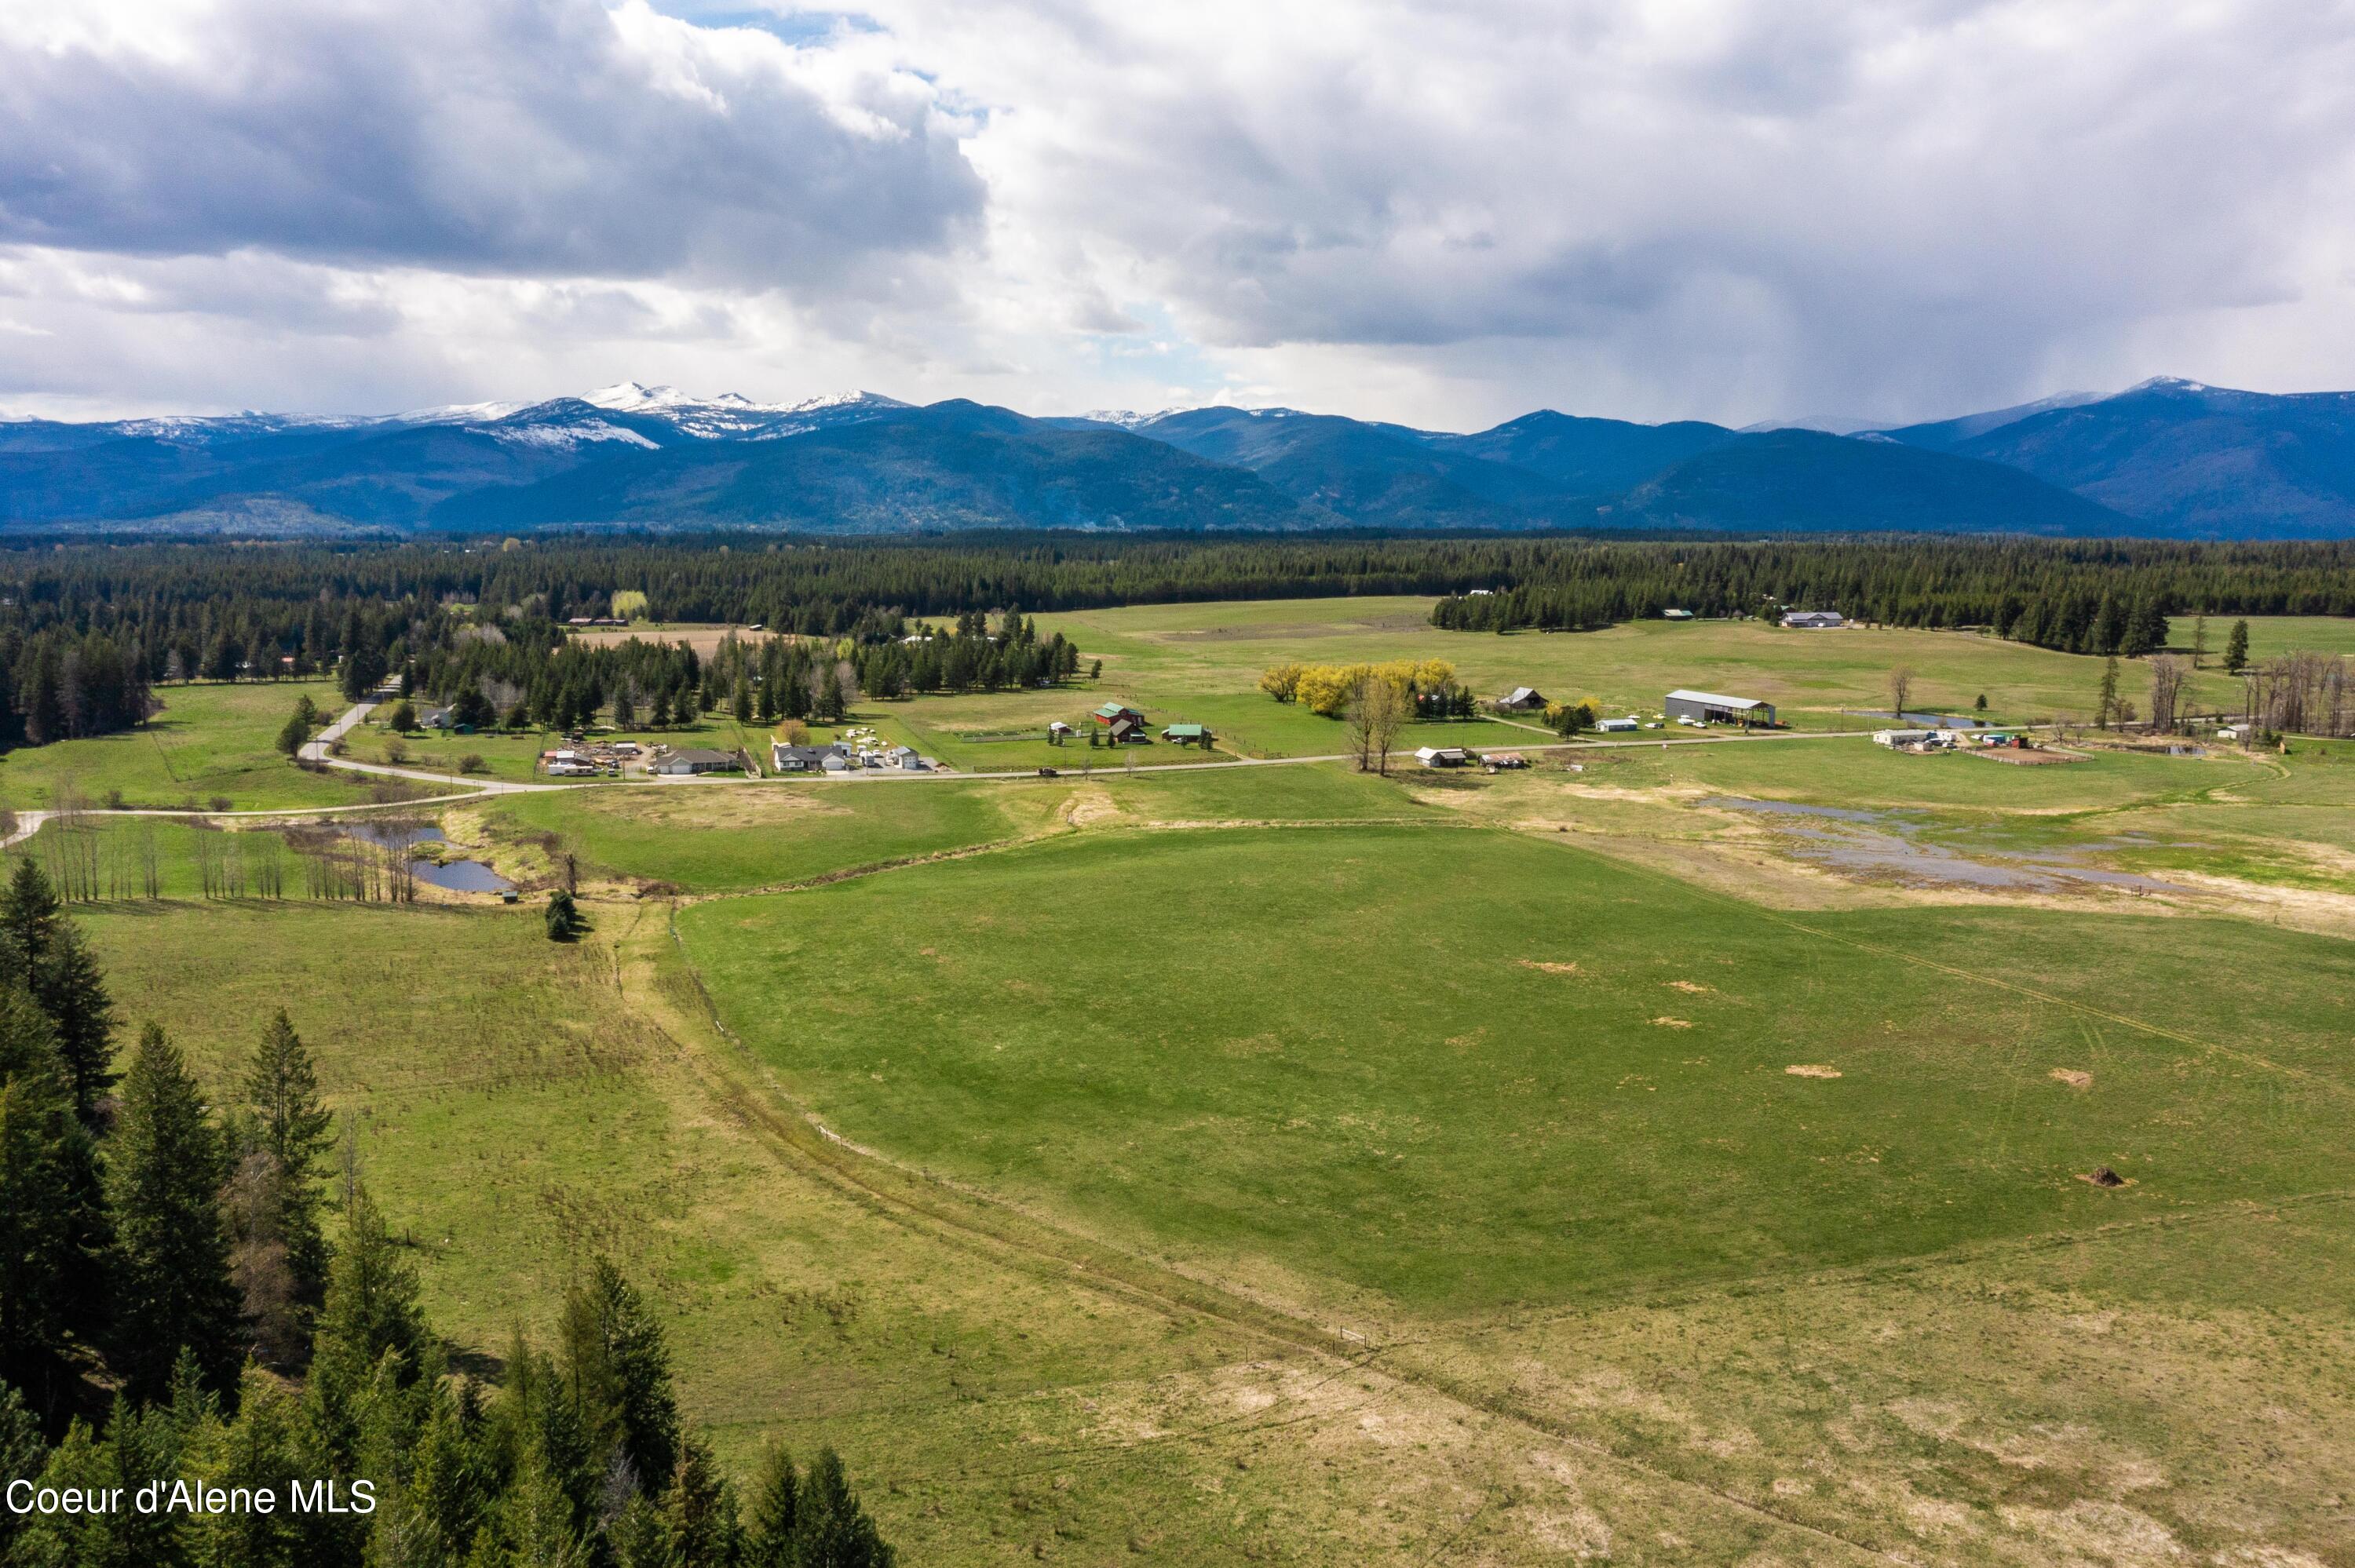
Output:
[0, 0, 983, 292]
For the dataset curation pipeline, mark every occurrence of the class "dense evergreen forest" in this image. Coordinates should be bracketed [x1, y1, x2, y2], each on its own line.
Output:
[2, 533, 2351, 746]
[0, 862, 896, 1567]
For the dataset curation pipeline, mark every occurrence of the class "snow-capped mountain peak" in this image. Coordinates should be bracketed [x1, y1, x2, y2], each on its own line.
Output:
[1077, 408, 1182, 428]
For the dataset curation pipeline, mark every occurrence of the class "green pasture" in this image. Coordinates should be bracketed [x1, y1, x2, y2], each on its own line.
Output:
[0, 678, 353, 811]
[677, 825, 2355, 1317]
[70, 897, 1496, 1563]
[1035, 597, 2353, 734]
[482, 775, 1064, 893]
[1567, 731, 2270, 812]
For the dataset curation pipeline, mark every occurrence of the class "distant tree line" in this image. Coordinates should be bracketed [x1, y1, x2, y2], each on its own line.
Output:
[2, 534, 2351, 748]
[1427, 537, 2355, 652]
[0, 859, 896, 1566]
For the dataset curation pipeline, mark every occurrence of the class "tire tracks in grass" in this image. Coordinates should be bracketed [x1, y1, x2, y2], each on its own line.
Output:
[624, 899, 1920, 1565]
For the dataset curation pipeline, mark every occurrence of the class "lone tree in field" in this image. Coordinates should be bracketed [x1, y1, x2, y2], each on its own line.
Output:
[1887, 666, 1915, 718]
[387, 699, 417, 731]
[1344, 673, 1408, 775]
[2096, 656, 2122, 727]
[546, 889, 588, 943]
[2147, 655, 2189, 735]
[2192, 612, 2211, 669]
[2224, 618, 2251, 675]
[276, 706, 312, 757]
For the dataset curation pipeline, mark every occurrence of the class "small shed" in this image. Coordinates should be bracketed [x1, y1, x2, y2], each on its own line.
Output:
[1496, 687, 1547, 711]
[1664, 689, 1776, 727]
[1595, 717, 1641, 733]
[1415, 746, 1470, 768]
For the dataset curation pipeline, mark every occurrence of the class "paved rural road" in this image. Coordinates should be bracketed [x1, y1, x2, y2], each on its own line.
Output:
[3, 702, 1891, 848]
[304, 701, 564, 794]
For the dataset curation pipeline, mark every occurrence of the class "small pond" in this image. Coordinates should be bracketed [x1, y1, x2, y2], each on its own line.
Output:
[329, 822, 513, 894]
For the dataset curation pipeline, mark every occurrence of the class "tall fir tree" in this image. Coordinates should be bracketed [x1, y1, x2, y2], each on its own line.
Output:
[0, 861, 119, 1125]
[0, 987, 98, 1418]
[243, 1010, 336, 1315]
[744, 1444, 800, 1568]
[558, 1256, 681, 1501]
[2225, 618, 2251, 674]
[792, 1446, 896, 1568]
[107, 1023, 243, 1402]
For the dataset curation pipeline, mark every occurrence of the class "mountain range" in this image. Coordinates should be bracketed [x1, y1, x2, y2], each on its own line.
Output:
[2, 376, 2350, 539]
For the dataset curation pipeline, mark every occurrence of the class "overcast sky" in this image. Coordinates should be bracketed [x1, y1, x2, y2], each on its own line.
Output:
[2, 0, 2351, 428]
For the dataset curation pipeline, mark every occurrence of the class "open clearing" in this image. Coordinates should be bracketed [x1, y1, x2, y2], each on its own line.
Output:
[11, 598, 2355, 1565]
[0, 676, 356, 811]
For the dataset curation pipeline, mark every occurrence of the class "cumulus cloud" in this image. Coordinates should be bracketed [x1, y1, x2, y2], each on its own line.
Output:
[0, 0, 982, 289]
[0, 0, 2350, 425]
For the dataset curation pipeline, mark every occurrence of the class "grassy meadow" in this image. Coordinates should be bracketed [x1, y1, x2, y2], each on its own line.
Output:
[0, 677, 356, 811]
[1031, 598, 2338, 742]
[674, 825, 2355, 1315]
[9, 597, 2355, 1565]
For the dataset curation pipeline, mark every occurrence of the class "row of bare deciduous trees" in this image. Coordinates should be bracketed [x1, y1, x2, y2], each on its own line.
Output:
[18, 810, 439, 904]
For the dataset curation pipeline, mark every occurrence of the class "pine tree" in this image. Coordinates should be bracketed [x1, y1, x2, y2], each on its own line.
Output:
[546, 890, 587, 943]
[558, 1257, 681, 1500]
[310, 1187, 428, 1395]
[791, 1447, 896, 1568]
[108, 1023, 243, 1402]
[0, 988, 92, 1416]
[0, 1384, 45, 1563]
[744, 1444, 800, 1567]
[2224, 618, 2251, 674]
[661, 1437, 742, 1568]
[240, 1010, 337, 1332]
[0, 861, 119, 1123]
[277, 706, 313, 757]
[2096, 656, 2122, 728]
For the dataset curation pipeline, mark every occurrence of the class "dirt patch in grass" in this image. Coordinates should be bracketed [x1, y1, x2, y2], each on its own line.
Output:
[1664, 979, 1714, 994]
[1650, 1016, 1693, 1029]
[1784, 1064, 1842, 1078]
[1518, 959, 1581, 975]
[2050, 1068, 2093, 1088]
[1972, 749, 2081, 767]
[1062, 786, 1122, 827]
[2079, 1166, 2134, 1188]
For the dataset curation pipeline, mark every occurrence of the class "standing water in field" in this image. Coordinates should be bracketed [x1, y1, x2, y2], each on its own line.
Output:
[329, 822, 514, 894]
[1707, 797, 2185, 893]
